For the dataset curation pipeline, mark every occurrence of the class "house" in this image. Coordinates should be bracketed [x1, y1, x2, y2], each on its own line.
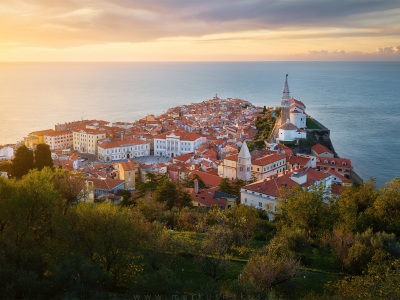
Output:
[88, 178, 125, 197]
[0, 145, 14, 161]
[118, 160, 140, 190]
[24, 129, 54, 149]
[240, 169, 332, 219]
[316, 156, 352, 179]
[190, 185, 236, 210]
[311, 144, 334, 158]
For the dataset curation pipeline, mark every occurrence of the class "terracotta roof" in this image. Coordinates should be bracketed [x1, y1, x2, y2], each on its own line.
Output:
[287, 156, 311, 167]
[89, 178, 125, 190]
[119, 160, 139, 172]
[98, 138, 148, 149]
[30, 129, 54, 136]
[316, 156, 352, 168]
[191, 187, 228, 208]
[312, 144, 333, 155]
[279, 122, 298, 130]
[243, 169, 331, 197]
[252, 154, 285, 166]
[189, 170, 222, 187]
[45, 130, 72, 136]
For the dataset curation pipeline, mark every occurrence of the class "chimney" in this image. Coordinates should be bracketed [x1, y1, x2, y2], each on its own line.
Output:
[194, 179, 199, 194]
[121, 132, 124, 141]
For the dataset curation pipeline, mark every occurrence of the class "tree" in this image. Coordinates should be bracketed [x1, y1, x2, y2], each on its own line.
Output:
[328, 252, 400, 299]
[54, 202, 147, 287]
[278, 185, 333, 240]
[34, 143, 53, 170]
[11, 145, 34, 179]
[197, 224, 234, 284]
[153, 179, 192, 210]
[241, 239, 300, 293]
[373, 178, 400, 234]
[218, 178, 233, 195]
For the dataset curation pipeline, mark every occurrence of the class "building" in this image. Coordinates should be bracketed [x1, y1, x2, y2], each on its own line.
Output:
[72, 128, 107, 155]
[24, 129, 54, 149]
[89, 178, 125, 197]
[44, 130, 73, 150]
[251, 153, 286, 180]
[118, 160, 140, 190]
[277, 75, 307, 142]
[240, 169, 332, 219]
[311, 144, 334, 158]
[316, 156, 352, 179]
[97, 138, 150, 162]
[221, 141, 286, 181]
[154, 130, 206, 158]
[0, 145, 14, 161]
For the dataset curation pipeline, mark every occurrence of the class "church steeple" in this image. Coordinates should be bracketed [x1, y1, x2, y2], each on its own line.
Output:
[280, 74, 291, 124]
[237, 141, 251, 181]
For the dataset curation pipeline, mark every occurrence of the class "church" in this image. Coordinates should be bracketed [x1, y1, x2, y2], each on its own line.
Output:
[219, 141, 286, 181]
[277, 74, 307, 142]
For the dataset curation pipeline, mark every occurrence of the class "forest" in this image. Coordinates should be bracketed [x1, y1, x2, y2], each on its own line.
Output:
[0, 163, 400, 299]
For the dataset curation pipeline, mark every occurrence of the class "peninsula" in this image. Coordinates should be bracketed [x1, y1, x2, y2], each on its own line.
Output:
[1, 75, 358, 212]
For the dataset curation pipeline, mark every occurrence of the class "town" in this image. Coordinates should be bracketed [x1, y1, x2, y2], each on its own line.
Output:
[1, 76, 358, 217]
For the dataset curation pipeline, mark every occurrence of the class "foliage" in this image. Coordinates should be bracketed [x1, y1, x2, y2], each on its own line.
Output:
[153, 178, 193, 210]
[328, 252, 400, 299]
[373, 178, 400, 234]
[52, 168, 86, 214]
[278, 185, 333, 240]
[182, 173, 207, 189]
[11, 145, 34, 179]
[34, 143, 53, 170]
[241, 238, 301, 293]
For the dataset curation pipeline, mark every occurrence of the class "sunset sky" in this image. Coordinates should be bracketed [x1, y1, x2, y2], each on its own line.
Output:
[1, 0, 400, 61]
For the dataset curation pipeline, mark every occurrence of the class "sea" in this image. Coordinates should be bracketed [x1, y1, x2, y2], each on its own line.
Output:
[0, 61, 399, 186]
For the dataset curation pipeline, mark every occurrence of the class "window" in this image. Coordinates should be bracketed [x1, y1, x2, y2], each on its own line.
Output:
[258, 202, 262, 208]
[244, 198, 247, 203]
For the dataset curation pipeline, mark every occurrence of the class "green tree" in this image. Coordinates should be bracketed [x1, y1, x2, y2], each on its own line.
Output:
[241, 238, 300, 293]
[197, 224, 234, 284]
[218, 178, 234, 194]
[53, 202, 147, 287]
[153, 179, 193, 210]
[278, 185, 333, 240]
[11, 145, 34, 179]
[52, 168, 86, 214]
[373, 178, 400, 234]
[328, 252, 400, 299]
[34, 143, 53, 170]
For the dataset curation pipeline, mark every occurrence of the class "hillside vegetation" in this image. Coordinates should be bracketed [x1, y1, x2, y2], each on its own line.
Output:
[1, 168, 400, 299]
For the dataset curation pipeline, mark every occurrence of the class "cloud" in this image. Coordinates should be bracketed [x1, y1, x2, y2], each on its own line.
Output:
[1, 0, 400, 48]
[376, 45, 400, 53]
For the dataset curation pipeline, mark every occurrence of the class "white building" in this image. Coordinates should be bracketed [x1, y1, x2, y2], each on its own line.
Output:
[154, 131, 206, 158]
[278, 121, 307, 142]
[72, 128, 107, 155]
[44, 130, 73, 150]
[241, 169, 332, 219]
[290, 98, 307, 129]
[0, 145, 14, 161]
[97, 138, 150, 162]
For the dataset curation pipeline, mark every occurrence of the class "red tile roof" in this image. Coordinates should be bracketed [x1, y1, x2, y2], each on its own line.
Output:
[312, 144, 333, 155]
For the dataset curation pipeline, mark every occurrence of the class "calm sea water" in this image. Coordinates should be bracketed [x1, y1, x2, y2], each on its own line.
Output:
[0, 62, 399, 186]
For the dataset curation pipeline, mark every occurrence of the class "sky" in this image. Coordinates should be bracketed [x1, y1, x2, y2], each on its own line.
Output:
[1, 0, 400, 61]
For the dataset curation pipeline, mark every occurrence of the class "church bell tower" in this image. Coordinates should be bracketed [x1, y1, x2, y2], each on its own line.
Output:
[280, 74, 291, 125]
